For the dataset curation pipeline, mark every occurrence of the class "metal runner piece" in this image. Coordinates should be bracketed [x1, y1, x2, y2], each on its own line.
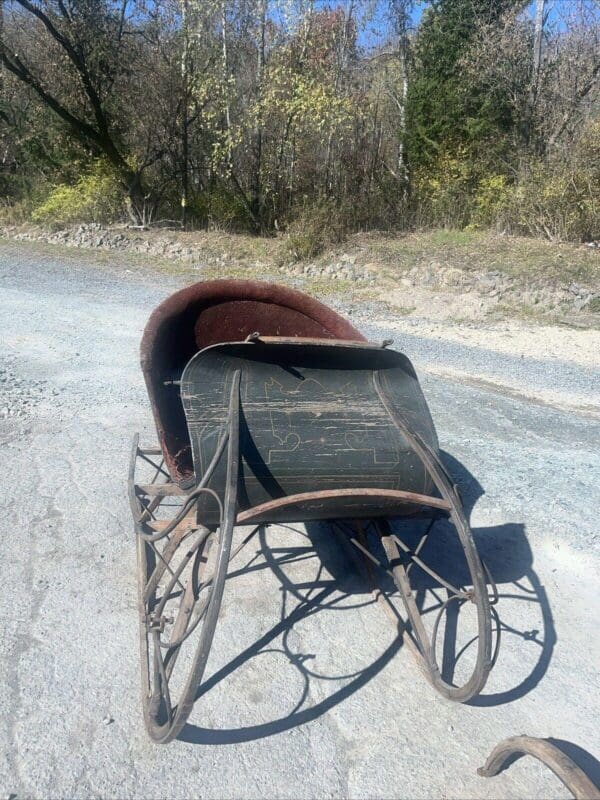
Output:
[478, 736, 600, 800]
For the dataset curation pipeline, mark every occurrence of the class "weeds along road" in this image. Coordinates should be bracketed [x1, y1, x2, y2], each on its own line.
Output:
[1, 241, 599, 799]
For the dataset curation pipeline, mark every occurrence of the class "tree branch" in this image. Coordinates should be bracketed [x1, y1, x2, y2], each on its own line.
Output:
[548, 59, 600, 148]
[13, 0, 113, 141]
[0, 47, 101, 146]
[0, 43, 130, 179]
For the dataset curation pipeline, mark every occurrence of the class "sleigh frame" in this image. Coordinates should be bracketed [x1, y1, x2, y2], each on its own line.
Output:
[129, 281, 493, 744]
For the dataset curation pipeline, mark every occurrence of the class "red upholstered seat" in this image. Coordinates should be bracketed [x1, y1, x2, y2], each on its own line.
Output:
[140, 280, 365, 482]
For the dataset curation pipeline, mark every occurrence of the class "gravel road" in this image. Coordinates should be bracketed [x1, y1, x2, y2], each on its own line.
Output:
[1, 241, 599, 799]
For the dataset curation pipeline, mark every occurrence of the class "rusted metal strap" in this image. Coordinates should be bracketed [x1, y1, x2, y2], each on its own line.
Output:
[237, 488, 450, 524]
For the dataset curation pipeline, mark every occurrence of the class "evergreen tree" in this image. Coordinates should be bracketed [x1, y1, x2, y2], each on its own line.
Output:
[406, 0, 522, 169]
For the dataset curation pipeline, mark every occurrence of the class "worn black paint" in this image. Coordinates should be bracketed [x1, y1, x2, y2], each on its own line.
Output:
[181, 341, 439, 523]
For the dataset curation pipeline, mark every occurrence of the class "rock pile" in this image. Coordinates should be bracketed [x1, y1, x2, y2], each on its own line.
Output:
[567, 282, 597, 312]
[280, 253, 376, 284]
[7, 223, 203, 263]
[396, 262, 598, 313]
[1, 223, 597, 316]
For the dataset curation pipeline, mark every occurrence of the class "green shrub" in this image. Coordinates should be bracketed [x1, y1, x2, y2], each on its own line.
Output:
[31, 161, 124, 227]
[412, 146, 480, 228]
[498, 139, 599, 242]
[472, 174, 511, 228]
[411, 120, 600, 242]
[190, 187, 253, 231]
[278, 199, 348, 262]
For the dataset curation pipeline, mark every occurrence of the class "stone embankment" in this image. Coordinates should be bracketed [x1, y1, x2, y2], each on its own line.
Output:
[1, 222, 598, 318]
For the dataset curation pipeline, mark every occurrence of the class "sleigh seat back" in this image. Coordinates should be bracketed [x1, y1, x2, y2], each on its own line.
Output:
[180, 338, 439, 524]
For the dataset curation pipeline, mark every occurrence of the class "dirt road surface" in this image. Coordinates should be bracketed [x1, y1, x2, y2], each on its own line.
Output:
[1, 241, 599, 799]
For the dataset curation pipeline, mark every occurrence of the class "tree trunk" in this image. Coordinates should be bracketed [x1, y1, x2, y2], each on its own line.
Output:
[385, 1, 412, 199]
[532, 0, 544, 80]
[324, 0, 355, 196]
[0, 0, 4, 124]
[397, 4, 411, 198]
[524, 0, 545, 150]
[180, 0, 190, 227]
[124, 170, 154, 226]
[251, 0, 267, 231]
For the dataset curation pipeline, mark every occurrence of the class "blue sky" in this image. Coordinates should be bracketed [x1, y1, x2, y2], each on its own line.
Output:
[325, 0, 599, 51]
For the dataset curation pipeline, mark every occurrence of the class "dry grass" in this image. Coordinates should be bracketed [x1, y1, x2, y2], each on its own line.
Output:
[338, 229, 599, 287]
[180, 226, 598, 291]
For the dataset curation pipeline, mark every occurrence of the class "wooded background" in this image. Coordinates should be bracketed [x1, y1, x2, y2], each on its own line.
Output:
[0, 0, 598, 249]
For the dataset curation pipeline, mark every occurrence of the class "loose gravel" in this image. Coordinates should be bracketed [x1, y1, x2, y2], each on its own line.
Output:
[1, 241, 598, 800]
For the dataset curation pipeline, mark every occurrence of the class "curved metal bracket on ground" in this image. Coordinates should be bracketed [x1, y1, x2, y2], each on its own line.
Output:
[478, 736, 600, 800]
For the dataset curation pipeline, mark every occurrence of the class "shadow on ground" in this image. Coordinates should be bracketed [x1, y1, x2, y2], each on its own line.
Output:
[547, 739, 600, 787]
[179, 451, 556, 746]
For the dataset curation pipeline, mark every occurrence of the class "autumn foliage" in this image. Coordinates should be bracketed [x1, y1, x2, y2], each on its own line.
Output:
[0, 0, 598, 245]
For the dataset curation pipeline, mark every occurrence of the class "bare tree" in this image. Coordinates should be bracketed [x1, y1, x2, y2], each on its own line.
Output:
[462, 1, 599, 158]
[525, 0, 545, 146]
[388, 0, 413, 192]
[180, 0, 190, 225]
[545, 0, 600, 151]
[0, 0, 157, 222]
[0, 0, 5, 124]
[250, 0, 268, 228]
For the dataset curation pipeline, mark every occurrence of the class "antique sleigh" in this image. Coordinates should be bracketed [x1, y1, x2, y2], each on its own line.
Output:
[129, 279, 493, 743]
